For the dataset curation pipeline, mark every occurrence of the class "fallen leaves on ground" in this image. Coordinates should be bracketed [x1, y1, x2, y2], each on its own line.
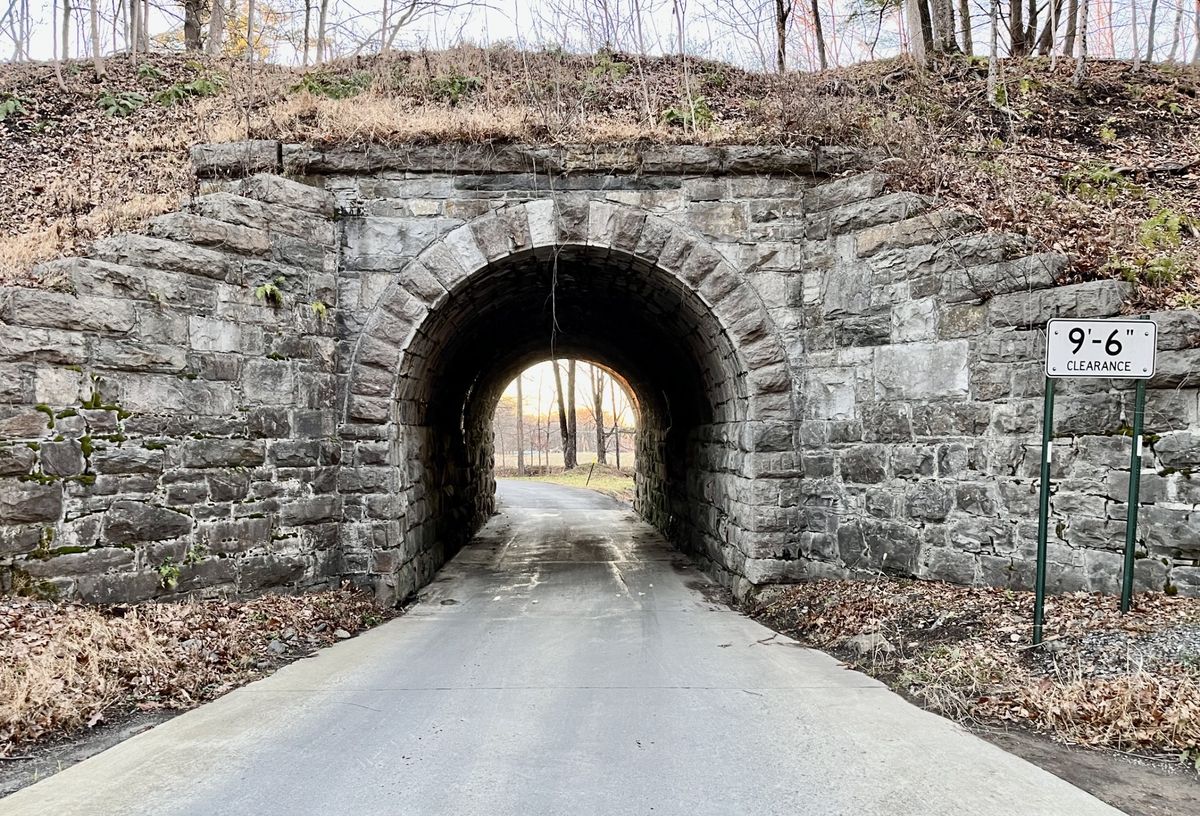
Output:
[0, 50, 1196, 308]
[0, 587, 390, 757]
[752, 578, 1200, 757]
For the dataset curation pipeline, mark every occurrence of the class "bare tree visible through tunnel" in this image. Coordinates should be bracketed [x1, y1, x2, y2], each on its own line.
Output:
[493, 360, 638, 498]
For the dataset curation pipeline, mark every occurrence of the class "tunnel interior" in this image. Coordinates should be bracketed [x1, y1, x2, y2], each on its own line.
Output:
[390, 244, 752, 574]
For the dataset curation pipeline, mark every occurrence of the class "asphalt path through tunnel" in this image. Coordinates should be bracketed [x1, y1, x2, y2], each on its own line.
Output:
[0, 479, 1125, 816]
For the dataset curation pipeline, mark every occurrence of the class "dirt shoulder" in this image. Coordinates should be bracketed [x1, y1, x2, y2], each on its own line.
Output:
[749, 577, 1200, 814]
[0, 587, 394, 776]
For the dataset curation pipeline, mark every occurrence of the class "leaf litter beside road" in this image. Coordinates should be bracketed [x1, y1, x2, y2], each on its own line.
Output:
[751, 577, 1200, 763]
[0, 587, 392, 757]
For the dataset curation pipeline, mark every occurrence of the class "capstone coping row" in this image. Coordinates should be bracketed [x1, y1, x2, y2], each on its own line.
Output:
[192, 141, 873, 180]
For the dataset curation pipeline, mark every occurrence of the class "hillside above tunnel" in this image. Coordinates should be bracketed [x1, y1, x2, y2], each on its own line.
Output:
[0, 49, 1197, 309]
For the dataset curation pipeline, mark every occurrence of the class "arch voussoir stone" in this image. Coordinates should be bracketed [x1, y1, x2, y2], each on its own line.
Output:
[526, 199, 558, 247]
[470, 207, 532, 262]
[442, 224, 489, 278]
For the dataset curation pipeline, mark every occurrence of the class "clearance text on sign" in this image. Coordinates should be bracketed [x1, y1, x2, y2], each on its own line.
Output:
[1044, 318, 1157, 379]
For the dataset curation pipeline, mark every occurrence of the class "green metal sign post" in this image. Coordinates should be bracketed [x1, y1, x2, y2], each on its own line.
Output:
[1121, 379, 1148, 613]
[1034, 318, 1158, 646]
[1032, 377, 1055, 646]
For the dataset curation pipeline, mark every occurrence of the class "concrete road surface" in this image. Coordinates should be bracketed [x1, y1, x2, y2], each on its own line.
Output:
[0, 480, 1125, 816]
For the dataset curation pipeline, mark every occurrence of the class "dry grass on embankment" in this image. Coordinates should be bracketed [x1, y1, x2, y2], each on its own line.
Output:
[0, 588, 390, 757]
[0, 49, 1197, 307]
[752, 578, 1200, 763]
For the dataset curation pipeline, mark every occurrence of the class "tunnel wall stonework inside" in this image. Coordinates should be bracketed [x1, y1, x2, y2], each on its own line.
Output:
[2, 140, 1199, 604]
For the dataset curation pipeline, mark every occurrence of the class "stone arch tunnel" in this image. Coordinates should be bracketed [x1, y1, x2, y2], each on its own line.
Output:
[339, 200, 796, 603]
[1, 141, 1199, 603]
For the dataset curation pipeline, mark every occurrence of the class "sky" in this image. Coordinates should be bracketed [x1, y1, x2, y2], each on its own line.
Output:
[6, 1, 1185, 72]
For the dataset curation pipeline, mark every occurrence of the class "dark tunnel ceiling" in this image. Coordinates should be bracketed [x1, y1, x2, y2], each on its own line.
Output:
[395, 246, 746, 429]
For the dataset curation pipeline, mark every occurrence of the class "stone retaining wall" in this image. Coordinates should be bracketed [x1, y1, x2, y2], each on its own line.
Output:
[0, 140, 1196, 604]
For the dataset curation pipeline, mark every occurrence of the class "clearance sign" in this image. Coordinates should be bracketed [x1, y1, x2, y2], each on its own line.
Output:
[1045, 318, 1157, 378]
[1032, 317, 1157, 647]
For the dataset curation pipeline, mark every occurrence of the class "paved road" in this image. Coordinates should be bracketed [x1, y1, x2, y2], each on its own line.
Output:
[1, 480, 1123, 816]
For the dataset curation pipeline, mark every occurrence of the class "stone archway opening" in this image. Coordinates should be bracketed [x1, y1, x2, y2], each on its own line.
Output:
[342, 202, 798, 604]
[400, 244, 745, 563]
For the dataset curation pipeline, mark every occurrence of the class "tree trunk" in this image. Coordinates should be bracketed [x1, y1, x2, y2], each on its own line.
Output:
[206, 0, 224, 54]
[1025, 0, 1038, 52]
[566, 360, 577, 469]
[88, 0, 105, 74]
[592, 367, 606, 466]
[380, 0, 389, 52]
[906, 0, 934, 59]
[1063, 0, 1078, 55]
[316, 0, 329, 63]
[1072, 0, 1089, 86]
[1166, 7, 1183, 62]
[516, 376, 525, 476]
[987, 0, 1000, 104]
[1192, 1, 1199, 65]
[810, 0, 829, 70]
[773, 0, 788, 73]
[182, 0, 203, 49]
[61, 0, 71, 63]
[1145, 0, 1159, 61]
[1010, 0, 1026, 55]
[958, 0, 973, 54]
[932, 0, 959, 52]
[111, 0, 119, 57]
[610, 378, 621, 471]
[552, 360, 573, 471]
[54, 0, 66, 88]
[1036, 0, 1062, 54]
[246, 0, 255, 62]
[1131, 0, 1142, 71]
[302, 0, 312, 65]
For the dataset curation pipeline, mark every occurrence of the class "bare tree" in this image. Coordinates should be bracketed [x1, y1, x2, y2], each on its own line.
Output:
[672, 0, 698, 135]
[609, 377, 622, 470]
[1036, 0, 1062, 55]
[61, 0, 72, 65]
[931, 0, 958, 52]
[773, 0, 789, 73]
[182, 0, 204, 49]
[1131, 0, 1141, 70]
[552, 359, 578, 470]
[53, 0, 66, 88]
[590, 366, 607, 465]
[516, 375, 526, 476]
[316, 0, 330, 62]
[1009, 0, 1025, 54]
[1072, 0, 1089, 87]
[1192, 0, 1200, 64]
[379, 0, 487, 52]
[1062, 0, 1078, 55]
[206, 0, 224, 54]
[905, 0, 933, 59]
[1145, 0, 1159, 61]
[89, 0, 105, 74]
[809, 0, 829, 69]
[567, 359, 577, 469]
[1166, 5, 1184, 62]
[247, 0, 256, 62]
[959, 0, 973, 54]
[987, 0, 999, 101]
[1023, 0, 1038, 53]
